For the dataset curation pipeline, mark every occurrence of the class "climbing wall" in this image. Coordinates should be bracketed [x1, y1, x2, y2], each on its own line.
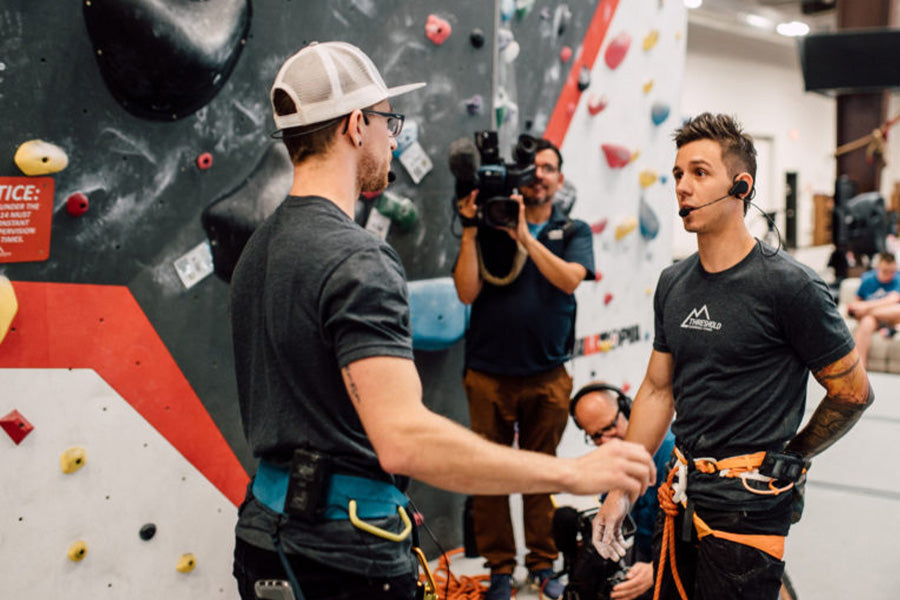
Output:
[493, 0, 687, 551]
[0, 0, 685, 592]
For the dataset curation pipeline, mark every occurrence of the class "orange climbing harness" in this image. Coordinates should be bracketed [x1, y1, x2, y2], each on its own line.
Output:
[653, 447, 803, 600]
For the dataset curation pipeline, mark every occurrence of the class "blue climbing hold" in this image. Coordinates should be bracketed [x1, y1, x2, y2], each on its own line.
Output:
[408, 277, 470, 351]
[639, 196, 660, 241]
[651, 101, 671, 126]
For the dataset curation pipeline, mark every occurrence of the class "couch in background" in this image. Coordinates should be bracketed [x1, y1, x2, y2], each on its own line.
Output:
[837, 277, 900, 373]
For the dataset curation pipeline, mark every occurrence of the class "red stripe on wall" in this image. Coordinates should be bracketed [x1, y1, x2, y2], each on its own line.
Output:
[0, 281, 249, 505]
[544, 0, 622, 146]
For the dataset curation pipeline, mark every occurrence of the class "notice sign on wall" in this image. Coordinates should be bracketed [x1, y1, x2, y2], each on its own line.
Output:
[0, 177, 54, 263]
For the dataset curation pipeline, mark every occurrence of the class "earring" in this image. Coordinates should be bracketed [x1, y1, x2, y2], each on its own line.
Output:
[358, 141, 362, 147]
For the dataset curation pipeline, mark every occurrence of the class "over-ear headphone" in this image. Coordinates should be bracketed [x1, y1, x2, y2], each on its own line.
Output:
[728, 179, 749, 198]
[569, 382, 632, 430]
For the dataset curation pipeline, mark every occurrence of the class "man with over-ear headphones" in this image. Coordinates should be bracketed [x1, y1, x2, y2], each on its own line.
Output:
[592, 113, 873, 600]
[559, 382, 675, 600]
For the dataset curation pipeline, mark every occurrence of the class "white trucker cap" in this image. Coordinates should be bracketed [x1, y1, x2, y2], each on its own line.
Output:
[270, 41, 425, 131]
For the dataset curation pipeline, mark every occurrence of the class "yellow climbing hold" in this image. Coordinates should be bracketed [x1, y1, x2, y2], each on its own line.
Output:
[643, 30, 659, 51]
[0, 276, 17, 346]
[60, 447, 87, 474]
[14, 139, 69, 176]
[639, 170, 658, 189]
[642, 80, 654, 94]
[176, 553, 197, 573]
[615, 216, 638, 240]
[68, 540, 88, 562]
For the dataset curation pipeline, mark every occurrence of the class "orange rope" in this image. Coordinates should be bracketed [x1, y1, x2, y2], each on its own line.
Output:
[419, 548, 496, 600]
[652, 470, 689, 600]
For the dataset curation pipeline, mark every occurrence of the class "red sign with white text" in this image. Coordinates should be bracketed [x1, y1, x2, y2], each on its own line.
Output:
[0, 177, 54, 263]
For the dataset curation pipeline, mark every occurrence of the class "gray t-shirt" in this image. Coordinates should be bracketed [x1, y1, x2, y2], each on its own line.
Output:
[653, 243, 853, 510]
[229, 195, 415, 576]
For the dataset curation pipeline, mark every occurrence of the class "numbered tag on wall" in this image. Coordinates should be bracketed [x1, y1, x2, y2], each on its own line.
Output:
[365, 207, 391, 241]
[173, 240, 214, 289]
[398, 141, 433, 184]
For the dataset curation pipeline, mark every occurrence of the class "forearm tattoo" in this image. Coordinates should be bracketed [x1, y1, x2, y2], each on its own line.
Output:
[787, 353, 873, 459]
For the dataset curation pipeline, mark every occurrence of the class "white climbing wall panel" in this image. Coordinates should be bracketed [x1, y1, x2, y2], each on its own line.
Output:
[0, 368, 239, 599]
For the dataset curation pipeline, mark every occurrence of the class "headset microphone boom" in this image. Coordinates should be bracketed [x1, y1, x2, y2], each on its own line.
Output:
[678, 179, 749, 218]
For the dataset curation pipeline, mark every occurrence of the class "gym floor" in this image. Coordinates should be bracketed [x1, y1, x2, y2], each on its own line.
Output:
[431, 369, 900, 600]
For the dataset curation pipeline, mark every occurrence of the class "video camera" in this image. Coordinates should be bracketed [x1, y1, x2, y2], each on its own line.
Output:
[448, 130, 538, 229]
[553, 506, 636, 600]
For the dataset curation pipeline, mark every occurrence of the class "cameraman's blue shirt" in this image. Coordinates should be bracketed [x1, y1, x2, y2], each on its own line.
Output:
[464, 204, 595, 375]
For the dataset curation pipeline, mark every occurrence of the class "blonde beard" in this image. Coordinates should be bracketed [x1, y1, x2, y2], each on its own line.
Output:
[359, 149, 390, 193]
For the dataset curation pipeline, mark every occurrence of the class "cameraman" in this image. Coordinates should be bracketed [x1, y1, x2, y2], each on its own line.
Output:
[453, 138, 595, 600]
[567, 383, 675, 600]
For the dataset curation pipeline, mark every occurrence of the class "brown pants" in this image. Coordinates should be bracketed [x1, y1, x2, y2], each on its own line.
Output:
[464, 366, 572, 575]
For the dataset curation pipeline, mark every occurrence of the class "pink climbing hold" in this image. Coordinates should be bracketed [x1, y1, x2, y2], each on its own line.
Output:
[560, 45, 573, 63]
[604, 31, 631, 70]
[590, 218, 608, 234]
[604, 292, 614, 306]
[594, 271, 603, 282]
[601, 144, 632, 169]
[425, 15, 452, 45]
[1, 409, 34, 445]
[196, 152, 213, 170]
[66, 193, 90, 217]
[587, 94, 608, 116]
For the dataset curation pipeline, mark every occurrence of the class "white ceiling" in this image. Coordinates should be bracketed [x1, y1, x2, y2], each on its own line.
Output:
[688, 0, 838, 45]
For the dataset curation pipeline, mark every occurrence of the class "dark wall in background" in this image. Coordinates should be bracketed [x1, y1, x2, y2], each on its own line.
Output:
[0, 0, 598, 556]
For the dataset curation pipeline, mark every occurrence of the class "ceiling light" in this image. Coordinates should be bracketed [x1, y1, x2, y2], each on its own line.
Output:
[776, 21, 810, 37]
[683, 0, 702, 9]
[744, 14, 773, 30]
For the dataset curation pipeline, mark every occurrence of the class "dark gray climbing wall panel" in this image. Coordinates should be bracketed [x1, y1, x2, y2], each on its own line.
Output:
[0, 0, 600, 558]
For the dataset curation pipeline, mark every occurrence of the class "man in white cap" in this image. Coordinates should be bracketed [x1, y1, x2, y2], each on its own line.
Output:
[229, 41, 655, 600]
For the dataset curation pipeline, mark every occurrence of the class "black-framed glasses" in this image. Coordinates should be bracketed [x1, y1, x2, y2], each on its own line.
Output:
[583, 407, 621, 444]
[361, 109, 405, 137]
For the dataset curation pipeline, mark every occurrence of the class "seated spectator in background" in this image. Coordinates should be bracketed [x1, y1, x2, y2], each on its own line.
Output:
[848, 252, 900, 369]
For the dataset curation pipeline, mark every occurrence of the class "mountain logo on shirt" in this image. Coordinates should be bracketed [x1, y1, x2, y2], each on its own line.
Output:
[680, 305, 722, 331]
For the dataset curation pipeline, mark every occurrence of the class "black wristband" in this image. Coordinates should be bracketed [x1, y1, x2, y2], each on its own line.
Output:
[459, 214, 479, 228]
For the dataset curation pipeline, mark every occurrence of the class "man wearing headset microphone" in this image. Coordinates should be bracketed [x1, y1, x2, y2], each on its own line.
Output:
[591, 113, 873, 599]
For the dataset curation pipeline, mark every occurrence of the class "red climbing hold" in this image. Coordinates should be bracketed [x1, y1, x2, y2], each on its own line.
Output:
[66, 193, 90, 217]
[425, 15, 452, 45]
[1, 409, 34, 445]
[196, 152, 214, 170]
[560, 46, 573, 63]
[590, 218, 608, 234]
[601, 144, 632, 169]
[604, 32, 631, 70]
[604, 293, 614, 305]
[587, 94, 608, 116]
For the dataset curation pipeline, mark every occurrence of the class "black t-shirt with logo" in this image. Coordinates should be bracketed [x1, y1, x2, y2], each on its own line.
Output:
[653, 243, 853, 510]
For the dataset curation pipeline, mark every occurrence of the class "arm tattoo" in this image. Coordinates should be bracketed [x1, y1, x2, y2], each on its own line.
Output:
[786, 351, 874, 459]
[342, 366, 361, 405]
